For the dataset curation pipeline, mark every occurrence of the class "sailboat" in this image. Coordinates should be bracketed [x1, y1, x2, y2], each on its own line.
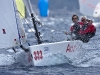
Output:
[0, 0, 83, 66]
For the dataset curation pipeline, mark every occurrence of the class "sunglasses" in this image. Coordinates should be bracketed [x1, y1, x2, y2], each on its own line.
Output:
[81, 19, 85, 21]
[72, 18, 78, 20]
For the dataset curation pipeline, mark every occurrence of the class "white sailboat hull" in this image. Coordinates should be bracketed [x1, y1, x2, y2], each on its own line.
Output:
[28, 40, 83, 66]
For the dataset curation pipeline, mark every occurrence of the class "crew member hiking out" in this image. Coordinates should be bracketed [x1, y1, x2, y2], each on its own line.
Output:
[79, 18, 96, 43]
[65, 15, 96, 43]
[65, 14, 82, 40]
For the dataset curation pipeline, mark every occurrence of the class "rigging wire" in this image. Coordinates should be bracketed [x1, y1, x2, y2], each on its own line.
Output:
[17, 12, 72, 43]
[16, 10, 44, 43]
[15, 2, 59, 43]
[16, 3, 71, 43]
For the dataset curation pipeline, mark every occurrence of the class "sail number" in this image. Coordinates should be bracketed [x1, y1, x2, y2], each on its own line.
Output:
[66, 44, 76, 52]
[33, 50, 43, 60]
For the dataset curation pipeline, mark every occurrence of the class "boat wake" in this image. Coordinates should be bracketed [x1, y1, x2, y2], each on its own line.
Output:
[0, 47, 100, 68]
[0, 54, 14, 66]
[72, 48, 100, 67]
[33, 53, 72, 66]
[14, 52, 72, 66]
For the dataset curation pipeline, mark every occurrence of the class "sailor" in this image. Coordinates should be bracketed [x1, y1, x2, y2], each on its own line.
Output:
[65, 14, 82, 40]
[79, 18, 96, 43]
[65, 15, 96, 43]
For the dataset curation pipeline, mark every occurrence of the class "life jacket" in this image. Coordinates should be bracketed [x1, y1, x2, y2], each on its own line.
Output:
[79, 24, 96, 34]
[81, 23, 88, 31]
[70, 22, 82, 35]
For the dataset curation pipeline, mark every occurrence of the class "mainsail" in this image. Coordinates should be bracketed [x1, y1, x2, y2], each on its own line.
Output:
[0, 0, 26, 49]
[79, 0, 100, 17]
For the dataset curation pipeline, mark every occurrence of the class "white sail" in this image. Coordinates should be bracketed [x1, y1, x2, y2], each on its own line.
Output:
[0, 0, 26, 49]
[79, 0, 100, 17]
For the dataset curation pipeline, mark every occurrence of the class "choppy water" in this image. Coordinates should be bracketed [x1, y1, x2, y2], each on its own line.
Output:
[0, 16, 100, 75]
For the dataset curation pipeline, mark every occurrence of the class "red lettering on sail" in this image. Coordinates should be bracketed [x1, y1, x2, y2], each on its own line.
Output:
[82, 0, 99, 10]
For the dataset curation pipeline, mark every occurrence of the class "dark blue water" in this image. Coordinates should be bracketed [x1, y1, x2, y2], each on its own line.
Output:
[1, 64, 100, 75]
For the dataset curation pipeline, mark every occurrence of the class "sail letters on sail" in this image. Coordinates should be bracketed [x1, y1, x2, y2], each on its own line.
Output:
[79, 0, 100, 17]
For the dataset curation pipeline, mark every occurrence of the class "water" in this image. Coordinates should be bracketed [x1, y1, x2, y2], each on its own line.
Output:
[0, 15, 100, 75]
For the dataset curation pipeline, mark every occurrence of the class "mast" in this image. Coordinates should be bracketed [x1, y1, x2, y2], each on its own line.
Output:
[23, 0, 42, 44]
[31, 13, 42, 44]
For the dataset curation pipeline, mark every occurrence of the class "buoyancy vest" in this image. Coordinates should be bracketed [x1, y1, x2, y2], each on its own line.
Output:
[79, 23, 96, 34]
[81, 23, 88, 31]
[70, 22, 81, 35]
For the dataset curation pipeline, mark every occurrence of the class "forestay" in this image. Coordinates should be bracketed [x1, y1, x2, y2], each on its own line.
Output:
[79, 0, 100, 17]
[0, 0, 26, 49]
